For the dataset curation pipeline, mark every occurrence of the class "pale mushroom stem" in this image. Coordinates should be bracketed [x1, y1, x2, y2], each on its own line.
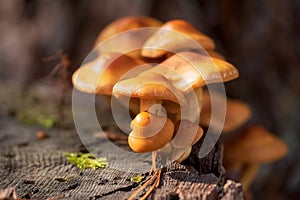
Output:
[185, 87, 203, 123]
[128, 98, 166, 199]
[140, 99, 165, 173]
[151, 151, 157, 174]
[239, 163, 260, 191]
[140, 99, 164, 116]
[174, 88, 203, 163]
[167, 88, 203, 129]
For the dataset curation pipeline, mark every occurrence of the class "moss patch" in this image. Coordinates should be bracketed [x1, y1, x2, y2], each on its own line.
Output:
[65, 152, 108, 169]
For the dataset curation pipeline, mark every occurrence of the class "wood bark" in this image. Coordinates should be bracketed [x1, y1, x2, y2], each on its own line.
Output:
[0, 117, 243, 199]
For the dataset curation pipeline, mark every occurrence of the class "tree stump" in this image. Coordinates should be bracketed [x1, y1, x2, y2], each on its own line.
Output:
[0, 116, 243, 199]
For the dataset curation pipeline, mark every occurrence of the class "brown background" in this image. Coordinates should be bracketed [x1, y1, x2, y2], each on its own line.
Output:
[0, 0, 299, 199]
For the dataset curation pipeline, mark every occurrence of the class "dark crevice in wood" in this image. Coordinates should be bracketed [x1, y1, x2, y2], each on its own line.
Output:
[93, 184, 137, 199]
[54, 177, 68, 182]
[22, 180, 35, 185]
[185, 132, 224, 177]
[62, 183, 79, 191]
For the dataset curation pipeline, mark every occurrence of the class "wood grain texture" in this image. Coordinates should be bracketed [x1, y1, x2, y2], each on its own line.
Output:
[0, 117, 243, 199]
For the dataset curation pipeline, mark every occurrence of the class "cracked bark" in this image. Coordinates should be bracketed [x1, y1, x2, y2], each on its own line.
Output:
[0, 117, 243, 199]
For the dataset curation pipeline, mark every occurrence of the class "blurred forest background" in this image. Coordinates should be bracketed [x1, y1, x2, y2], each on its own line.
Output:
[0, 0, 299, 199]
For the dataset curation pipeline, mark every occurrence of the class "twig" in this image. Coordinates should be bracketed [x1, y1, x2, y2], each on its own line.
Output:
[42, 50, 72, 126]
[140, 168, 162, 200]
[128, 168, 162, 200]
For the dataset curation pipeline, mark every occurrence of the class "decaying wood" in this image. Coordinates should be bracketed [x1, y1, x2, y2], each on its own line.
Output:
[0, 117, 243, 199]
[187, 133, 225, 177]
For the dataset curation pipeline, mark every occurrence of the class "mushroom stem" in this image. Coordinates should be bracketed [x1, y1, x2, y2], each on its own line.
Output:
[140, 99, 166, 172]
[166, 88, 203, 129]
[183, 87, 203, 123]
[174, 88, 203, 162]
[239, 163, 260, 192]
[151, 151, 157, 174]
[161, 88, 203, 164]
[140, 99, 165, 116]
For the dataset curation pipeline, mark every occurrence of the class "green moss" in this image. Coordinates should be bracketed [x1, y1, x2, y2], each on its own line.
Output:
[130, 174, 144, 183]
[19, 113, 56, 128]
[65, 152, 108, 169]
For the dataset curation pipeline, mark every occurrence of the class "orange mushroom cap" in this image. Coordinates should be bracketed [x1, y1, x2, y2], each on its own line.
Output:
[200, 90, 252, 133]
[142, 19, 215, 58]
[146, 51, 238, 93]
[224, 125, 288, 164]
[128, 112, 174, 153]
[95, 16, 162, 45]
[113, 71, 187, 107]
[72, 52, 143, 95]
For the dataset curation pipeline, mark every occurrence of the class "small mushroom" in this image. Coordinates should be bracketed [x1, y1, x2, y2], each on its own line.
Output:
[72, 52, 144, 95]
[224, 125, 287, 163]
[224, 125, 288, 191]
[113, 71, 187, 171]
[200, 90, 252, 133]
[95, 16, 162, 45]
[142, 19, 215, 58]
[128, 112, 174, 153]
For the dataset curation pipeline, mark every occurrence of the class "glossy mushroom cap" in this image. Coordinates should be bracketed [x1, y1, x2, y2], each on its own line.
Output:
[142, 19, 215, 58]
[200, 90, 252, 133]
[146, 51, 239, 93]
[128, 112, 174, 152]
[72, 53, 143, 95]
[95, 16, 162, 45]
[224, 125, 288, 164]
[113, 71, 187, 107]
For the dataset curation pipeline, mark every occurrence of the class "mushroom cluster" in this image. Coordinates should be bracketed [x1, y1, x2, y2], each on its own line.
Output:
[72, 16, 288, 198]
